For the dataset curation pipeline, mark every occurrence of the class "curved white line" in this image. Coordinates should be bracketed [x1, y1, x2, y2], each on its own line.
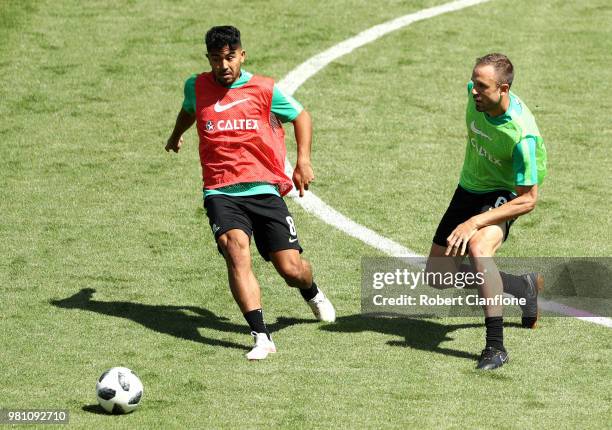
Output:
[279, 0, 491, 95]
[277, 0, 612, 328]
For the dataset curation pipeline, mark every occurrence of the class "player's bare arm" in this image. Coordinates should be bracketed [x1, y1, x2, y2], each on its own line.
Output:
[165, 108, 196, 153]
[471, 185, 538, 228]
[291, 110, 314, 197]
[445, 185, 538, 256]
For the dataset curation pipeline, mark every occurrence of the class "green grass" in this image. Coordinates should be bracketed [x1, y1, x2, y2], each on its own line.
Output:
[1, 0, 611, 428]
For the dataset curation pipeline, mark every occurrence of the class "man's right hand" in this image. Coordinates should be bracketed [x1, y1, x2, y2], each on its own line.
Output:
[165, 135, 184, 153]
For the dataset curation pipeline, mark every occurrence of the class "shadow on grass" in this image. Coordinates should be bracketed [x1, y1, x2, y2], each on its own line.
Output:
[50, 288, 314, 351]
[82, 404, 109, 415]
[321, 314, 492, 361]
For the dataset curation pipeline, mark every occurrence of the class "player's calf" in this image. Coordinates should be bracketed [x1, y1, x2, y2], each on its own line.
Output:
[277, 259, 312, 288]
[270, 251, 335, 322]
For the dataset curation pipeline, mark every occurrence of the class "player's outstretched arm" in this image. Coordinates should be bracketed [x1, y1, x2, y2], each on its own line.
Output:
[165, 108, 196, 153]
[473, 185, 538, 228]
[291, 110, 314, 197]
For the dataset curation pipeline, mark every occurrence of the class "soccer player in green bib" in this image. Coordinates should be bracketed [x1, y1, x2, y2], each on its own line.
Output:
[426, 53, 547, 369]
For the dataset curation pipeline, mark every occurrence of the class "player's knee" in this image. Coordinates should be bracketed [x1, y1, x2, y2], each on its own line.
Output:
[468, 236, 492, 258]
[219, 233, 250, 268]
[278, 259, 305, 284]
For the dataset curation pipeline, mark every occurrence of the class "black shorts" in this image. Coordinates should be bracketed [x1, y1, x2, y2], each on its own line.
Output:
[433, 185, 516, 247]
[204, 194, 303, 261]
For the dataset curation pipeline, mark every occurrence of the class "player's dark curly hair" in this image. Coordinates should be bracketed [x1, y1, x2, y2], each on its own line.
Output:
[475, 53, 514, 87]
[205, 26, 242, 52]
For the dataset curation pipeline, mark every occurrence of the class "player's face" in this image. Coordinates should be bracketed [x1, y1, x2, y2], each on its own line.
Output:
[207, 45, 245, 86]
[470, 64, 508, 114]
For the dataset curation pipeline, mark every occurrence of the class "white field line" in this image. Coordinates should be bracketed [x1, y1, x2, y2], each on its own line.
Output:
[279, 0, 491, 95]
[278, 0, 612, 328]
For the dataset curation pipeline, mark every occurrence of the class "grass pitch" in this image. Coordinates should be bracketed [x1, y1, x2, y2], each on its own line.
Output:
[1, 0, 611, 428]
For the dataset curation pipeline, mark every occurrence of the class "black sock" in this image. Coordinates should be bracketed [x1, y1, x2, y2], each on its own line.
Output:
[243, 309, 270, 340]
[299, 281, 320, 302]
[484, 317, 505, 351]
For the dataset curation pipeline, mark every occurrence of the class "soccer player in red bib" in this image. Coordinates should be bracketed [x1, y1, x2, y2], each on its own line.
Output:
[165, 26, 335, 360]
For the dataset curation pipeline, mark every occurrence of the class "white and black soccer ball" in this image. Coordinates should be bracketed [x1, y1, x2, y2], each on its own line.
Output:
[96, 367, 143, 414]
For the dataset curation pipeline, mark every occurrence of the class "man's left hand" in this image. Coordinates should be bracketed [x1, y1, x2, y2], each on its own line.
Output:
[292, 161, 314, 197]
[446, 218, 479, 256]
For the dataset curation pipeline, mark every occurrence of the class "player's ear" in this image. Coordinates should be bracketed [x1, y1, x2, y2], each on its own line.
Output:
[240, 49, 246, 64]
[499, 82, 510, 96]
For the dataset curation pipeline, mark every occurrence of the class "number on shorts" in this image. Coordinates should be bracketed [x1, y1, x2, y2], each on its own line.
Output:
[494, 196, 507, 208]
[286, 216, 297, 236]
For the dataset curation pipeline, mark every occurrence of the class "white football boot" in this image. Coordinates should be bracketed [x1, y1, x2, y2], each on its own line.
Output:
[246, 332, 276, 360]
[307, 290, 336, 322]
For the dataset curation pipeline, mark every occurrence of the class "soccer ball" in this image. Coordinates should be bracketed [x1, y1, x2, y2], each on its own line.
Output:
[96, 367, 143, 414]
